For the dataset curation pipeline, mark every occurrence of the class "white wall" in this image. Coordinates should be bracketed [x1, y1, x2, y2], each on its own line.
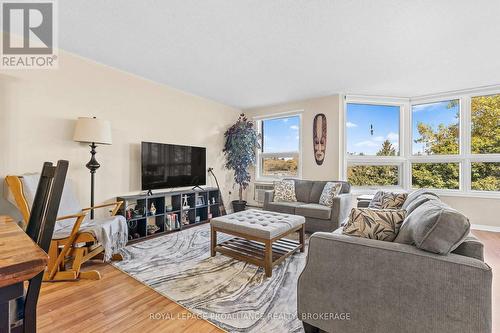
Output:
[440, 196, 499, 229]
[0, 51, 239, 220]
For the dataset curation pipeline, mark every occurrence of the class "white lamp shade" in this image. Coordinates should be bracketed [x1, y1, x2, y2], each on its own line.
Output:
[73, 117, 112, 145]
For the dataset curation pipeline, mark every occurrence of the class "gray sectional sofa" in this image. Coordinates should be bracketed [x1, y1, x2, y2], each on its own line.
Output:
[297, 189, 492, 333]
[263, 180, 352, 233]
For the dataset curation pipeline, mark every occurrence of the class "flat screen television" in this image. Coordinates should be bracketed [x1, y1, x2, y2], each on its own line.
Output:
[141, 142, 206, 190]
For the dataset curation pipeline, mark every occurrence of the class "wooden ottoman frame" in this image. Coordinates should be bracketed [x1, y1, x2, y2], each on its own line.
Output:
[211, 223, 305, 277]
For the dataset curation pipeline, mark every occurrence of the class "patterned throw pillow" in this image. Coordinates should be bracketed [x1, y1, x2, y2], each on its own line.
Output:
[319, 182, 343, 207]
[368, 191, 408, 209]
[342, 208, 406, 242]
[273, 180, 297, 202]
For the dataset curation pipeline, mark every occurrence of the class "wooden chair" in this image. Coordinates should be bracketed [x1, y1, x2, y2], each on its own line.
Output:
[6, 174, 124, 282]
[11, 160, 68, 333]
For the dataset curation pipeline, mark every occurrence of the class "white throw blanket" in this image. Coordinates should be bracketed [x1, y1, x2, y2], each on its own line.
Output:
[53, 215, 128, 262]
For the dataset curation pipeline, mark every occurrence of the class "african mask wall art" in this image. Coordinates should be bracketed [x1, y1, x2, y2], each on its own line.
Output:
[313, 113, 327, 165]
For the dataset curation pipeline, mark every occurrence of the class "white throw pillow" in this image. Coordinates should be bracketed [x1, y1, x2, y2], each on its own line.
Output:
[319, 182, 342, 207]
[273, 180, 297, 202]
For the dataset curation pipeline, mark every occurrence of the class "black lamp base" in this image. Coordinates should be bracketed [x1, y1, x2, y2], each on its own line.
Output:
[86, 142, 100, 219]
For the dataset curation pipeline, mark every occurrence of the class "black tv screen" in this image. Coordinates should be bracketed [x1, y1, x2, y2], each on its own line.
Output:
[141, 142, 206, 190]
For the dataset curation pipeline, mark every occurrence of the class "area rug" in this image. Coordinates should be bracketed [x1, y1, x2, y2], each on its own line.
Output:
[112, 223, 306, 333]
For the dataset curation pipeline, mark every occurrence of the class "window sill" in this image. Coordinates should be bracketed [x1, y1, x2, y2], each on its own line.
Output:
[350, 187, 405, 196]
[255, 176, 301, 183]
[431, 190, 500, 199]
[351, 187, 500, 199]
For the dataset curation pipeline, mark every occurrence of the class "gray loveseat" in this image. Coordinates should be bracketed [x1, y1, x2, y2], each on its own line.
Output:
[297, 190, 492, 333]
[263, 180, 352, 233]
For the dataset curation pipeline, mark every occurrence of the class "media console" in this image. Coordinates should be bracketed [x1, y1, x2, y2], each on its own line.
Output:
[117, 187, 221, 244]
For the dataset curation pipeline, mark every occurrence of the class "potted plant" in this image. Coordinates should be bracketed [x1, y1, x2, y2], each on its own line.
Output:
[223, 113, 260, 212]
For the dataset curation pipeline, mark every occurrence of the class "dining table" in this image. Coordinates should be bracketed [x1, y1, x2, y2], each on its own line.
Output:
[0, 215, 48, 332]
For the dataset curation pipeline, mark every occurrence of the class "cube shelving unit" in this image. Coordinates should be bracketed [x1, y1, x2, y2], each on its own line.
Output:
[117, 187, 221, 244]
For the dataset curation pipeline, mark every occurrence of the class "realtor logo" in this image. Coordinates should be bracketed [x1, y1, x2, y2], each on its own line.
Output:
[1, 0, 57, 68]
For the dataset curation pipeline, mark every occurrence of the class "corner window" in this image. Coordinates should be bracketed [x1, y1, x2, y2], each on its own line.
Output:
[343, 89, 500, 196]
[257, 114, 301, 179]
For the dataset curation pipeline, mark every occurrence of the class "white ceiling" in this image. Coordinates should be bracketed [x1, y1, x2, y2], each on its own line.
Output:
[59, 0, 500, 108]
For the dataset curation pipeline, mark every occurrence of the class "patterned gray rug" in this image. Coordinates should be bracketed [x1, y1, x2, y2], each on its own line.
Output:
[113, 223, 306, 333]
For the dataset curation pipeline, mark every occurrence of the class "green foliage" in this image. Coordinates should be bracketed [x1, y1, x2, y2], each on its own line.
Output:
[223, 113, 260, 201]
[414, 122, 459, 155]
[377, 139, 396, 156]
[348, 165, 399, 186]
[471, 162, 500, 191]
[412, 163, 459, 189]
[471, 95, 500, 154]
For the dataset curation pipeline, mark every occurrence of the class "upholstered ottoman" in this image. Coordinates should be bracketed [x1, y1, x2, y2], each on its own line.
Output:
[210, 209, 305, 277]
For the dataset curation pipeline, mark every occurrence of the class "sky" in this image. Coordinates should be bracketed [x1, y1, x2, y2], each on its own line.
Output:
[346, 103, 400, 155]
[262, 115, 300, 153]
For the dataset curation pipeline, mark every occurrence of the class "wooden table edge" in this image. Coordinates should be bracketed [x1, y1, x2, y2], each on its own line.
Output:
[0, 215, 49, 288]
[0, 257, 48, 288]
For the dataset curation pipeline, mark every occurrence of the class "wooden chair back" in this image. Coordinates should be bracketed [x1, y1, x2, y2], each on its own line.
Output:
[5, 175, 31, 226]
[16, 160, 68, 332]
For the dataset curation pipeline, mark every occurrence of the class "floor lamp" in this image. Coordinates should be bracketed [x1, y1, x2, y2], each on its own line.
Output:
[73, 117, 112, 219]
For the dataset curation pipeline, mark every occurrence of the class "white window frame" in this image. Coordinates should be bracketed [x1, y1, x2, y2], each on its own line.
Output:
[254, 111, 303, 181]
[408, 95, 463, 193]
[341, 86, 500, 198]
[342, 95, 409, 191]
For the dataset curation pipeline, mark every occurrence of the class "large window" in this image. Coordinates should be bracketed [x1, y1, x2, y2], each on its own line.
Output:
[344, 89, 500, 196]
[345, 102, 403, 187]
[257, 114, 301, 179]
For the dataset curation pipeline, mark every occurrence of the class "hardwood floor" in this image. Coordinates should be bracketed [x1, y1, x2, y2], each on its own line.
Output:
[37, 263, 224, 333]
[37, 231, 500, 333]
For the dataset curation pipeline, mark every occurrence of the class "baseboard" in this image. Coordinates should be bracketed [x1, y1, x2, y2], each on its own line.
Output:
[471, 224, 500, 232]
